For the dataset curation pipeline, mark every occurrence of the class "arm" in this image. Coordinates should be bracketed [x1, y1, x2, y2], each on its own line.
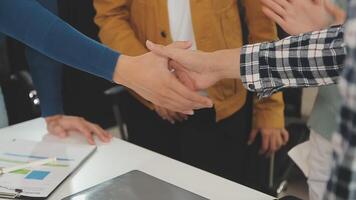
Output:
[147, 25, 345, 98]
[0, 0, 212, 114]
[0, 0, 119, 81]
[240, 25, 346, 98]
[244, 0, 288, 154]
[94, 0, 187, 122]
[94, 0, 156, 110]
[25, 0, 64, 117]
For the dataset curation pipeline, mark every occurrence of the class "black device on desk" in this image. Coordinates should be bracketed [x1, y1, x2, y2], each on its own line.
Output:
[62, 170, 208, 200]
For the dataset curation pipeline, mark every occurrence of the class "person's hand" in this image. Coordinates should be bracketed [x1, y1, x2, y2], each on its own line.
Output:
[260, 0, 346, 35]
[324, 0, 346, 25]
[154, 105, 188, 124]
[248, 128, 289, 156]
[146, 40, 241, 91]
[45, 115, 112, 145]
[113, 42, 213, 115]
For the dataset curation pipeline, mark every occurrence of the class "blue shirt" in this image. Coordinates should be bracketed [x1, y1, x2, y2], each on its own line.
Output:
[0, 0, 119, 83]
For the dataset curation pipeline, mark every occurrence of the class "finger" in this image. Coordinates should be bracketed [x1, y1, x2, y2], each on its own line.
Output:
[169, 76, 213, 108]
[260, 0, 287, 17]
[324, 0, 346, 24]
[169, 60, 197, 91]
[156, 106, 169, 120]
[52, 124, 68, 138]
[281, 129, 289, 145]
[151, 81, 199, 115]
[313, 0, 323, 5]
[248, 129, 259, 145]
[168, 110, 185, 122]
[260, 131, 271, 155]
[262, 7, 286, 27]
[77, 125, 96, 145]
[268, 133, 277, 156]
[163, 109, 176, 124]
[90, 123, 112, 143]
[274, 132, 283, 151]
[278, 132, 284, 148]
[160, 90, 196, 114]
[175, 69, 197, 91]
[167, 41, 192, 49]
[178, 113, 188, 121]
[272, 0, 291, 8]
[166, 110, 179, 123]
[147, 41, 189, 66]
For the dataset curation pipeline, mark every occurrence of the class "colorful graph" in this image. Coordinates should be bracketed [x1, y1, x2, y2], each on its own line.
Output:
[25, 171, 50, 180]
[5, 153, 74, 162]
[0, 157, 69, 168]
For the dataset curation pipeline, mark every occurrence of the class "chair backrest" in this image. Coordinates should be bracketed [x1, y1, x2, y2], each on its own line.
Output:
[0, 34, 10, 83]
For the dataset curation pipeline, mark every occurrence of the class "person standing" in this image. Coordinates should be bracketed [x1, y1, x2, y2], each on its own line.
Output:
[94, 0, 288, 186]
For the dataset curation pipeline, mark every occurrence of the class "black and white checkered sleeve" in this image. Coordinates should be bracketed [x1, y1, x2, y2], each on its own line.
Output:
[240, 25, 346, 98]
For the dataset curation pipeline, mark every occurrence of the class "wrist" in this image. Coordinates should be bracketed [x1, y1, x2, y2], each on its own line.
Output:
[113, 55, 135, 86]
[212, 49, 240, 80]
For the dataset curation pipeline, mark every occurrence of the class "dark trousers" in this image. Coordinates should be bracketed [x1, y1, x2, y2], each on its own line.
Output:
[180, 98, 253, 184]
[119, 92, 183, 160]
[120, 92, 262, 186]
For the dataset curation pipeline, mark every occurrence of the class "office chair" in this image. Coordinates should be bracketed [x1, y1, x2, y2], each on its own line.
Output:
[104, 86, 129, 140]
[1, 38, 40, 124]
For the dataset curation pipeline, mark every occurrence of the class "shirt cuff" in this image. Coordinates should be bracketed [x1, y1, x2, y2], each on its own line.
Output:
[240, 42, 282, 98]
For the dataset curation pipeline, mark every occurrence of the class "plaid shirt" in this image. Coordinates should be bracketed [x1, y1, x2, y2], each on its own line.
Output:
[240, 1, 356, 199]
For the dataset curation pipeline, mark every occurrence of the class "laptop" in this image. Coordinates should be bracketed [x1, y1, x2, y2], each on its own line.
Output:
[62, 170, 208, 200]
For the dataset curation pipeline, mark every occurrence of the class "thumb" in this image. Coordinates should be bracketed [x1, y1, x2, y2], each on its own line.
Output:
[324, 0, 346, 25]
[248, 129, 259, 145]
[313, 0, 323, 5]
[146, 40, 181, 60]
[167, 41, 192, 50]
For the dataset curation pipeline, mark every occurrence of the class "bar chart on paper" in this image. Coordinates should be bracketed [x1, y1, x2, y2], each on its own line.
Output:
[0, 139, 96, 198]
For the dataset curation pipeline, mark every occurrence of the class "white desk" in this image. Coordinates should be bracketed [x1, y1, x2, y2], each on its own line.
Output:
[0, 118, 275, 200]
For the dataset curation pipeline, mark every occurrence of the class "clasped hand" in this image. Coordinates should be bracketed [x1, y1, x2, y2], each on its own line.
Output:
[113, 41, 241, 114]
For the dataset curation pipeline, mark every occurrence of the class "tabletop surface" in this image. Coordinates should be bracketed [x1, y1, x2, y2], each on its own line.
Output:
[0, 118, 275, 200]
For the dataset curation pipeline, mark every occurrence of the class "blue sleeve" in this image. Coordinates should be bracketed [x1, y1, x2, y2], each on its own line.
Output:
[26, 48, 64, 117]
[0, 0, 120, 81]
[26, 0, 63, 117]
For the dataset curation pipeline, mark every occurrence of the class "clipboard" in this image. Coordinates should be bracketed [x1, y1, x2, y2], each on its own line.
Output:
[0, 139, 96, 199]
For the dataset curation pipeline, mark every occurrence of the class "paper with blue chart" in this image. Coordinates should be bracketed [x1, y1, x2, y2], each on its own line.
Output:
[0, 139, 96, 198]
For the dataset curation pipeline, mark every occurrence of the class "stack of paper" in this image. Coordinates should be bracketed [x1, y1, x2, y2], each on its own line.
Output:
[0, 139, 96, 199]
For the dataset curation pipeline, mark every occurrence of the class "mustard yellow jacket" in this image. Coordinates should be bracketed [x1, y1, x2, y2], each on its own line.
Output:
[94, 0, 285, 129]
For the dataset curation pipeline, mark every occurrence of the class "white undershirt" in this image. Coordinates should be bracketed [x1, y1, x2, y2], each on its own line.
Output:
[167, 0, 208, 95]
[167, 0, 197, 50]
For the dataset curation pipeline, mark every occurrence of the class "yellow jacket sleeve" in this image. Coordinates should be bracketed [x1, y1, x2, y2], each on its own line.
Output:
[252, 93, 285, 129]
[93, 0, 148, 56]
[93, 0, 154, 109]
[243, 0, 278, 43]
[243, 0, 285, 129]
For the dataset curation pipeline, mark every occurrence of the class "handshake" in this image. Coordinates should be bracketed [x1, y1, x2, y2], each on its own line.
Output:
[113, 41, 241, 115]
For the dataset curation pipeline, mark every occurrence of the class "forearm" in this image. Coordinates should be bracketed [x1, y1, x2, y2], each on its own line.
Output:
[0, 0, 119, 81]
[240, 25, 346, 98]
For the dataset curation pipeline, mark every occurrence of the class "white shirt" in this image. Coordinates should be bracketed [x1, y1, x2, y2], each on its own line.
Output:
[167, 0, 197, 50]
[167, 0, 208, 95]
